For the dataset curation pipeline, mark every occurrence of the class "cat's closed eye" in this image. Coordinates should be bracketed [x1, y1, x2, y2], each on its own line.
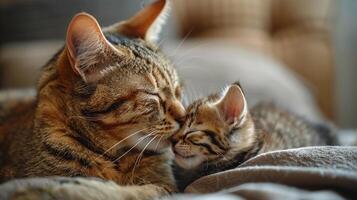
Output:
[143, 91, 166, 111]
[81, 98, 127, 117]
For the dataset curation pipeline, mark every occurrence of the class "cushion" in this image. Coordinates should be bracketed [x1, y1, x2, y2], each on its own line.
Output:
[171, 0, 336, 119]
[163, 40, 324, 122]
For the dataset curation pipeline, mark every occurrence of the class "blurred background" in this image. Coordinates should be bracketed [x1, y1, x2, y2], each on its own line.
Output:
[0, 0, 356, 129]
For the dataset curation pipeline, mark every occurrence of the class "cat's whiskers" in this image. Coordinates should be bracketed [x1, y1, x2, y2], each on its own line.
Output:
[169, 28, 193, 58]
[173, 56, 206, 68]
[130, 135, 159, 180]
[108, 133, 154, 166]
[94, 127, 148, 162]
[154, 135, 165, 152]
[157, 38, 166, 48]
[172, 43, 210, 67]
[107, 129, 161, 165]
[68, 115, 100, 121]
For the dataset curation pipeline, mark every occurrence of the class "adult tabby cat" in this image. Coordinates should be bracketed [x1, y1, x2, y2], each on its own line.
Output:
[0, 0, 185, 198]
[172, 83, 335, 190]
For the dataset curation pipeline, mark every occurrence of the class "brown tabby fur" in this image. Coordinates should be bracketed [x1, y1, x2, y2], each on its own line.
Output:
[172, 83, 335, 190]
[0, 0, 185, 199]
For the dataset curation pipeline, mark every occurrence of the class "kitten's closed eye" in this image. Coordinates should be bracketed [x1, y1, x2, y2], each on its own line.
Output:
[174, 131, 227, 169]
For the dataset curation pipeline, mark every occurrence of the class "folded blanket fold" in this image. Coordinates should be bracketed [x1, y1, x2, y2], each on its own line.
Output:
[221, 182, 346, 200]
[185, 146, 357, 199]
[0, 146, 356, 199]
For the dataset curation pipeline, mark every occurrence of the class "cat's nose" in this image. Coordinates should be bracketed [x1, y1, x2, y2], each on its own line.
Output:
[171, 134, 179, 146]
[171, 130, 184, 145]
[168, 100, 186, 124]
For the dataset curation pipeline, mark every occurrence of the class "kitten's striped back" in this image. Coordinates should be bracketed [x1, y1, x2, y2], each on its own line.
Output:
[173, 83, 335, 190]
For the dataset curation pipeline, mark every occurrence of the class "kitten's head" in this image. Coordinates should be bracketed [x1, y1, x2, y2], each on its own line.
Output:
[172, 83, 255, 169]
[38, 0, 185, 154]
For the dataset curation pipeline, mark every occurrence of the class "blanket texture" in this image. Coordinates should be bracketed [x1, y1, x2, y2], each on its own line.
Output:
[0, 146, 356, 199]
[185, 146, 357, 199]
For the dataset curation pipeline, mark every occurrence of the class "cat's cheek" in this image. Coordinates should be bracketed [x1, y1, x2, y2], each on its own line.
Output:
[164, 117, 180, 133]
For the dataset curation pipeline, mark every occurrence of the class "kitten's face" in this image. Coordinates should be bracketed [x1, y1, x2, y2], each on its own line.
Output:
[173, 98, 231, 169]
[38, 0, 185, 155]
[172, 84, 255, 169]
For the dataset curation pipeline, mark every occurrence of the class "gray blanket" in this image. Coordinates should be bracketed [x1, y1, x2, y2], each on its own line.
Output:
[1, 146, 356, 200]
[185, 146, 357, 199]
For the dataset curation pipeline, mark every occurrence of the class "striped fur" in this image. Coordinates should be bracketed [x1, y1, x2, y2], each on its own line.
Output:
[173, 83, 335, 190]
[0, 1, 185, 199]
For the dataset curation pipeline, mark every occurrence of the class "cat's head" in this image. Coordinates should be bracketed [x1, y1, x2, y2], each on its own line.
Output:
[37, 0, 185, 154]
[172, 83, 255, 169]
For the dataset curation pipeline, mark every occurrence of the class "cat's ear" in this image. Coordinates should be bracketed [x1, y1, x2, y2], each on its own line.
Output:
[107, 0, 169, 43]
[215, 84, 247, 125]
[65, 12, 124, 82]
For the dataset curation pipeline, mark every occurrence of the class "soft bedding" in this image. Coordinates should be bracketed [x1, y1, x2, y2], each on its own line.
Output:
[185, 146, 357, 199]
[1, 146, 356, 199]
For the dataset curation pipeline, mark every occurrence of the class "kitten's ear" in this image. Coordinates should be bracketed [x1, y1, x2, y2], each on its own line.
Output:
[215, 85, 247, 125]
[107, 0, 169, 43]
[65, 12, 123, 82]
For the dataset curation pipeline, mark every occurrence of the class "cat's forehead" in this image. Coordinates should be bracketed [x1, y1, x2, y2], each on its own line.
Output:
[105, 33, 163, 66]
[100, 32, 178, 85]
[107, 73, 156, 91]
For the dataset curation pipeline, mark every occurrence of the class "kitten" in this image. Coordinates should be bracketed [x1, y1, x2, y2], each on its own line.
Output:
[172, 82, 335, 190]
[0, 0, 185, 199]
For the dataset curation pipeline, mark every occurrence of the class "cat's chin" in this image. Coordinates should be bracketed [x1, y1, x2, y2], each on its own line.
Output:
[174, 154, 205, 170]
